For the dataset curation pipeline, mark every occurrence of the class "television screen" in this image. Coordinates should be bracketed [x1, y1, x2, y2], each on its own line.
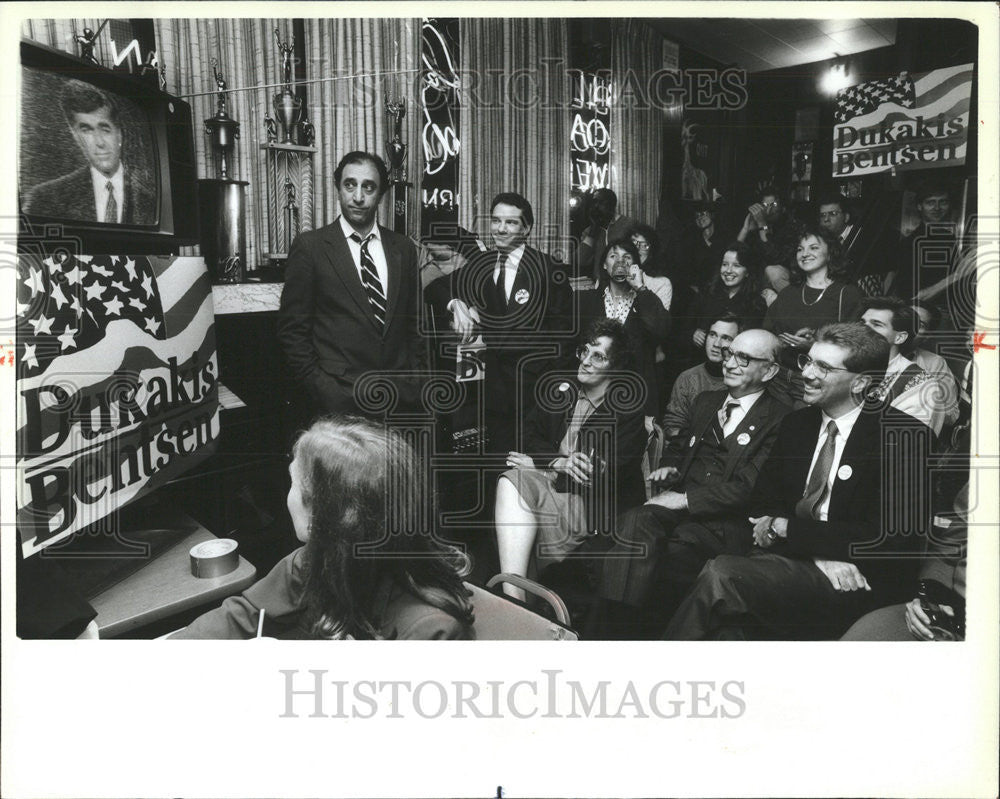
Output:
[18, 39, 198, 255]
[20, 67, 161, 228]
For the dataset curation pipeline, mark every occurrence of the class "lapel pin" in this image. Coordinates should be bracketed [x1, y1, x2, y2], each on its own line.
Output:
[689, 435, 696, 448]
[749, 425, 756, 431]
[514, 288, 530, 304]
[837, 464, 853, 480]
[737, 433, 751, 445]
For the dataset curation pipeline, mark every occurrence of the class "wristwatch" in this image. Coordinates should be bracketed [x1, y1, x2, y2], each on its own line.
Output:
[765, 518, 779, 541]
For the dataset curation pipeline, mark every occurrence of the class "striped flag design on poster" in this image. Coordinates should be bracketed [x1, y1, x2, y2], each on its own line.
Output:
[832, 63, 973, 177]
[16, 255, 220, 556]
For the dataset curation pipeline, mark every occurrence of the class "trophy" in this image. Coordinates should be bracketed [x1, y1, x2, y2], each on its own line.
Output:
[283, 178, 299, 252]
[204, 60, 240, 179]
[272, 29, 303, 144]
[384, 95, 408, 183]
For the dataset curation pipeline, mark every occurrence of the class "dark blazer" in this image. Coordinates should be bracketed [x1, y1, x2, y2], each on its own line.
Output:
[748, 403, 932, 598]
[277, 220, 423, 415]
[522, 379, 647, 531]
[663, 388, 791, 519]
[23, 165, 156, 224]
[577, 287, 670, 416]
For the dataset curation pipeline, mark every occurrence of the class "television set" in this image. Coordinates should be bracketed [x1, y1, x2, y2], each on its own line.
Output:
[18, 38, 198, 255]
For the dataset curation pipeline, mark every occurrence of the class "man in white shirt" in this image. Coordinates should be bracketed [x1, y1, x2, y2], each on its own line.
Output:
[665, 322, 931, 640]
[448, 192, 573, 452]
[24, 79, 155, 224]
[860, 296, 955, 435]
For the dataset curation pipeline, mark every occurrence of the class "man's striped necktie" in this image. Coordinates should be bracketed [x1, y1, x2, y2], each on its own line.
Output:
[351, 232, 386, 330]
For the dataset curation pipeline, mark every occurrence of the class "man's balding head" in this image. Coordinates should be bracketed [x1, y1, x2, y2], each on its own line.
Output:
[721, 329, 781, 397]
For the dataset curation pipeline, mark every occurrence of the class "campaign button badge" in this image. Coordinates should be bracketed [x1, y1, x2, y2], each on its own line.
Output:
[514, 288, 530, 304]
[689, 436, 696, 448]
[737, 433, 751, 446]
[837, 464, 853, 481]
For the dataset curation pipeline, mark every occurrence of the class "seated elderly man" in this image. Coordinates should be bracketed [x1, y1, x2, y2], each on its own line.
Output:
[664, 322, 931, 640]
[598, 328, 790, 638]
[661, 314, 741, 444]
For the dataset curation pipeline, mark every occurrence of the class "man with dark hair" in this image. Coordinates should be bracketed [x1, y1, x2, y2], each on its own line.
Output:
[891, 182, 958, 303]
[665, 321, 931, 640]
[278, 150, 424, 418]
[578, 188, 638, 282]
[661, 314, 741, 443]
[448, 192, 573, 452]
[24, 79, 155, 224]
[737, 185, 799, 295]
[861, 296, 953, 435]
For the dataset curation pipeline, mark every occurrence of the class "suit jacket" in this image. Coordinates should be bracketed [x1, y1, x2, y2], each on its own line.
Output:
[662, 389, 791, 519]
[522, 379, 647, 530]
[278, 220, 423, 414]
[24, 164, 156, 224]
[748, 403, 932, 598]
[577, 287, 670, 415]
[172, 548, 472, 640]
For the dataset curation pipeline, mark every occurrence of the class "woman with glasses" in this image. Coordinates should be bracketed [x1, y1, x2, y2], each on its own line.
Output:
[576, 238, 670, 420]
[493, 319, 647, 599]
[625, 224, 673, 311]
[690, 241, 768, 349]
[764, 227, 864, 403]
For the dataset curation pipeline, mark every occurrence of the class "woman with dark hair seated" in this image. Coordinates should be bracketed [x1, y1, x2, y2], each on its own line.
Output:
[764, 226, 864, 404]
[577, 238, 670, 420]
[690, 240, 768, 349]
[494, 319, 647, 600]
[174, 417, 474, 639]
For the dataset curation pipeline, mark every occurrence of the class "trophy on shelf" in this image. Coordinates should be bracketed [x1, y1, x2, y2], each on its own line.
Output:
[272, 28, 303, 144]
[384, 95, 408, 184]
[264, 113, 278, 143]
[204, 59, 240, 179]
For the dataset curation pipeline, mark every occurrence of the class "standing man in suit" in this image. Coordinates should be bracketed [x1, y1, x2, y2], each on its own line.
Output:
[448, 192, 573, 453]
[598, 328, 790, 637]
[278, 151, 424, 419]
[665, 322, 931, 640]
[24, 79, 155, 224]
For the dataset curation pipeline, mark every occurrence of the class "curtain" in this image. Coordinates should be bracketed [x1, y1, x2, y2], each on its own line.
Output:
[458, 18, 570, 258]
[22, 18, 423, 263]
[302, 17, 422, 239]
[610, 19, 668, 228]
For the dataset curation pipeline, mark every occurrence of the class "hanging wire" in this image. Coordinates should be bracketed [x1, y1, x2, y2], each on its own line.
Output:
[177, 67, 422, 100]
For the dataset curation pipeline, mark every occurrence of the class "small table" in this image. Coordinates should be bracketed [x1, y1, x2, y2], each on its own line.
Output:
[91, 518, 256, 638]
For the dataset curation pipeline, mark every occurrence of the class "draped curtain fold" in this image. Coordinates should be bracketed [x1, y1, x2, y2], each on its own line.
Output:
[22, 18, 423, 262]
[610, 19, 667, 228]
[302, 17, 421, 239]
[458, 18, 569, 258]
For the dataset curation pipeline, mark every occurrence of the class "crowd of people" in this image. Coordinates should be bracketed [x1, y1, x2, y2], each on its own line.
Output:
[181, 150, 973, 642]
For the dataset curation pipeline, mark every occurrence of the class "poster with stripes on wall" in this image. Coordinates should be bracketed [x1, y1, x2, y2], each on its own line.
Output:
[832, 63, 973, 177]
[15, 254, 220, 556]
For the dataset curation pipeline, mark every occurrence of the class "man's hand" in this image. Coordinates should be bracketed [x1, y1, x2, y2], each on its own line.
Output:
[449, 298, 481, 344]
[813, 559, 872, 592]
[779, 327, 814, 350]
[552, 451, 593, 485]
[904, 597, 954, 641]
[750, 515, 787, 548]
[748, 203, 768, 229]
[505, 452, 534, 470]
[692, 328, 707, 348]
[648, 466, 680, 485]
[646, 490, 688, 510]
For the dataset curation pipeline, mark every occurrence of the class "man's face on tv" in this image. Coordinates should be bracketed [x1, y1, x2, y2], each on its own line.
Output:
[68, 106, 122, 178]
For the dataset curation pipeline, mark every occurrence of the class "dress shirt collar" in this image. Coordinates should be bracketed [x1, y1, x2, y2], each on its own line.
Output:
[820, 402, 864, 440]
[497, 243, 526, 269]
[723, 389, 765, 415]
[339, 214, 381, 243]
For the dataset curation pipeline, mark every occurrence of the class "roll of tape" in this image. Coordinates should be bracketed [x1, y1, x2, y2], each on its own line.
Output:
[190, 538, 239, 578]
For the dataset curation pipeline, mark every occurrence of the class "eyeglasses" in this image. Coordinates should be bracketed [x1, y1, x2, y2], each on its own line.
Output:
[633, 240, 650, 250]
[576, 345, 610, 367]
[720, 347, 772, 368]
[797, 353, 851, 378]
[762, 201, 779, 209]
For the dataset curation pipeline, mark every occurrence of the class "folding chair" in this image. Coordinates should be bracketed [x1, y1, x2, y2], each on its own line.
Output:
[466, 574, 578, 640]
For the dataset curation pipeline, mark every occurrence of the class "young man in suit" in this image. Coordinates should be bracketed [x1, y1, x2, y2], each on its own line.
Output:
[448, 192, 573, 453]
[24, 79, 155, 224]
[664, 322, 932, 640]
[278, 151, 424, 419]
[597, 328, 791, 637]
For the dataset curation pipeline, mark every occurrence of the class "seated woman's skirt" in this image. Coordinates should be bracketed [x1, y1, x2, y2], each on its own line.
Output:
[501, 468, 591, 570]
